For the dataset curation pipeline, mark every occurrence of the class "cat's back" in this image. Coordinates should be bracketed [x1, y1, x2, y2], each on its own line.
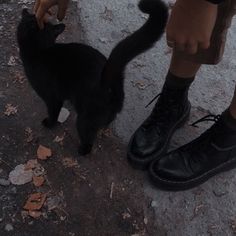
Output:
[48, 43, 107, 73]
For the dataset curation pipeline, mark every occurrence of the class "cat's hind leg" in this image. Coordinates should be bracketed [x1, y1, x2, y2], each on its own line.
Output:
[42, 99, 63, 128]
[76, 117, 99, 156]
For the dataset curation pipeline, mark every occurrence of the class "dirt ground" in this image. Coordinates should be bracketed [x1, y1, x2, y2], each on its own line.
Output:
[0, 1, 166, 235]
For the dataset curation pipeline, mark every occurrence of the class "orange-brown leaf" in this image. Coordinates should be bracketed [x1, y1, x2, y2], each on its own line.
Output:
[23, 193, 47, 211]
[25, 159, 38, 170]
[33, 176, 45, 187]
[37, 145, 52, 160]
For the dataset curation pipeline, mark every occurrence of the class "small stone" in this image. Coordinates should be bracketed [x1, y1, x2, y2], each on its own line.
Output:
[5, 224, 14, 231]
[144, 217, 148, 225]
[0, 178, 10, 186]
[57, 108, 70, 123]
[10, 187, 17, 194]
[151, 201, 158, 208]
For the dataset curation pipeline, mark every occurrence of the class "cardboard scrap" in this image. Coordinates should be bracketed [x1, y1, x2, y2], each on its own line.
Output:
[9, 164, 33, 185]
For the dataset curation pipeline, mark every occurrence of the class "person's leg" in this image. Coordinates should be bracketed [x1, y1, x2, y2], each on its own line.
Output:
[149, 88, 236, 191]
[169, 52, 201, 78]
[127, 51, 200, 169]
[229, 87, 236, 119]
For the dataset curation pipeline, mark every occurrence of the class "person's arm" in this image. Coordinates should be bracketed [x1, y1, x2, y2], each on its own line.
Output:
[206, 0, 224, 4]
[34, 0, 69, 29]
[166, 0, 218, 54]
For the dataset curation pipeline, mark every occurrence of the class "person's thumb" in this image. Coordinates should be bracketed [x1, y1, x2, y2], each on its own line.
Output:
[57, 0, 69, 21]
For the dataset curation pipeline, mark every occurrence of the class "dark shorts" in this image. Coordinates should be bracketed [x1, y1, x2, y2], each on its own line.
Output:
[175, 0, 236, 65]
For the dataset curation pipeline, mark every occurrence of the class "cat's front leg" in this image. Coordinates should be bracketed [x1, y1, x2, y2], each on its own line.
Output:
[42, 99, 63, 129]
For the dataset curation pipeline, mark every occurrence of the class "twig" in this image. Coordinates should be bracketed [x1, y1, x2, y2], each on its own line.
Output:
[110, 182, 114, 199]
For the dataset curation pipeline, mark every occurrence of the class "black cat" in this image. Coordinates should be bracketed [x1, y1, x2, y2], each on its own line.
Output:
[17, 0, 168, 155]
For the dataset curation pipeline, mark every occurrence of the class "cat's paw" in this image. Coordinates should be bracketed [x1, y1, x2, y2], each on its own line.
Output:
[42, 118, 57, 129]
[78, 145, 92, 156]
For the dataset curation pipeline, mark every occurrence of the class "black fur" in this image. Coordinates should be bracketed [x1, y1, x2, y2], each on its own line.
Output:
[17, 0, 168, 156]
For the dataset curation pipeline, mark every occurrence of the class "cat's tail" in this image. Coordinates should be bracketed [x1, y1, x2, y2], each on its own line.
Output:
[102, 0, 168, 85]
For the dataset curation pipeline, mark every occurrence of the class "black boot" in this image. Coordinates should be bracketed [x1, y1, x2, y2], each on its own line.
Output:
[127, 83, 191, 169]
[149, 113, 236, 191]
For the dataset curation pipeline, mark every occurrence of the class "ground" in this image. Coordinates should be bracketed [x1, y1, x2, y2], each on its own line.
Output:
[1, 0, 236, 236]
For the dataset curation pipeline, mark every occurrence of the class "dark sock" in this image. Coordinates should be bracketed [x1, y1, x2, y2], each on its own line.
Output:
[222, 109, 236, 131]
[164, 71, 195, 90]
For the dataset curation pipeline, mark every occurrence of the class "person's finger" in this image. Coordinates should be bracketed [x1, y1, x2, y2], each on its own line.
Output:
[36, 4, 49, 29]
[186, 40, 198, 54]
[57, 0, 69, 21]
[33, 0, 40, 14]
[199, 40, 210, 50]
[166, 34, 175, 48]
[167, 40, 175, 48]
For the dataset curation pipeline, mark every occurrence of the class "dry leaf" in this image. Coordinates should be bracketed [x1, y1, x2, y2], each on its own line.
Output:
[24, 193, 46, 211]
[61, 157, 78, 168]
[25, 159, 38, 170]
[53, 134, 65, 145]
[28, 210, 42, 219]
[33, 176, 45, 187]
[13, 72, 25, 84]
[4, 104, 17, 116]
[33, 165, 46, 177]
[8, 56, 17, 66]
[122, 212, 131, 219]
[25, 127, 34, 143]
[21, 210, 29, 220]
[37, 145, 52, 160]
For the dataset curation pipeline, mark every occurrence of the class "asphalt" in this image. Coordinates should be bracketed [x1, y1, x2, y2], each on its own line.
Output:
[78, 0, 236, 235]
[1, 0, 236, 235]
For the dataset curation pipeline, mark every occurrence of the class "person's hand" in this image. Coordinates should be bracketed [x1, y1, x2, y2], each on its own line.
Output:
[34, 0, 69, 29]
[166, 0, 218, 54]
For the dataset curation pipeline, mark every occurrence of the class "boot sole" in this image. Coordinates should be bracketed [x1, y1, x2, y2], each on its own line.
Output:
[149, 157, 236, 191]
[127, 102, 191, 170]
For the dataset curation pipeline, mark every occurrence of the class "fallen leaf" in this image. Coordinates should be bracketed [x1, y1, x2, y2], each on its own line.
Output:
[122, 212, 131, 219]
[25, 159, 38, 170]
[13, 72, 25, 84]
[53, 134, 65, 145]
[21, 210, 29, 220]
[57, 108, 70, 123]
[33, 176, 45, 187]
[24, 193, 47, 211]
[28, 210, 42, 219]
[61, 157, 79, 168]
[25, 127, 34, 143]
[9, 164, 33, 185]
[46, 195, 62, 211]
[101, 128, 112, 137]
[33, 165, 46, 177]
[37, 145, 52, 160]
[8, 56, 17, 66]
[4, 104, 17, 116]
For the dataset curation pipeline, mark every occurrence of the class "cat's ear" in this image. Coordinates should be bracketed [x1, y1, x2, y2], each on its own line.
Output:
[53, 24, 65, 37]
[22, 8, 30, 17]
